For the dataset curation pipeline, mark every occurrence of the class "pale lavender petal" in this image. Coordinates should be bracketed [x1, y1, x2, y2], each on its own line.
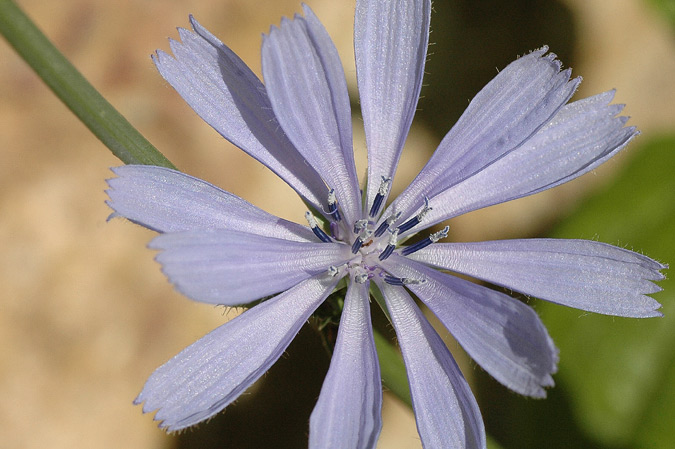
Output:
[387, 48, 580, 224]
[355, 0, 431, 211]
[262, 7, 361, 226]
[410, 239, 665, 317]
[401, 90, 638, 234]
[135, 274, 339, 431]
[377, 281, 486, 449]
[150, 229, 351, 305]
[309, 279, 382, 449]
[153, 16, 327, 211]
[382, 256, 558, 398]
[106, 165, 316, 242]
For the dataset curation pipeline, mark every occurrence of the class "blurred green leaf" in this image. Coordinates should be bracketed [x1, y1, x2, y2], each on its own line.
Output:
[486, 434, 506, 449]
[540, 135, 675, 447]
[373, 329, 412, 408]
[647, 0, 675, 29]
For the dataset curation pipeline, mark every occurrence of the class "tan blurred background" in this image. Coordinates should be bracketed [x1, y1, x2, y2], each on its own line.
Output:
[0, 0, 673, 448]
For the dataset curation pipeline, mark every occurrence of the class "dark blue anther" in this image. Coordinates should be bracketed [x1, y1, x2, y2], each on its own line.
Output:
[397, 198, 431, 234]
[312, 226, 333, 243]
[351, 237, 364, 254]
[396, 216, 420, 234]
[383, 274, 425, 286]
[352, 227, 373, 254]
[400, 238, 433, 256]
[378, 244, 395, 261]
[378, 229, 398, 261]
[374, 212, 401, 237]
[369, 177, 391, 218]
[383, 274, 405, 286]
[305, 211, 332, 243]
[400, 226, 449, 256]
[373, 221, 389, 237]
[369, 194, 384, 218]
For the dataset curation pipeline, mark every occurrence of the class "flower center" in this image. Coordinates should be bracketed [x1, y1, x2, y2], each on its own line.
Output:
[347, 219, 395, 284]
[308, 183, 445, 287]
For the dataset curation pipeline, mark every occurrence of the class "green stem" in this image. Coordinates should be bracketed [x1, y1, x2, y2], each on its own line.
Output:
[0, 0, 175, 168]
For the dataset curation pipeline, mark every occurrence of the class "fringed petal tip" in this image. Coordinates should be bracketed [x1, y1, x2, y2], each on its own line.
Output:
[104, 171, 125, 223]
[135, 407, 188, 434]
[104, 208, 119, 223]
[532, 331, 560, 397]
[624, 125, 640, 140]
[652, 258, 669, 273]
[526, 45, 549, 57]
[631, 254, 667, 318]
[107, 165, 123, 179]
[650, 309, 664, 319]
[525, 46, 565, 69]
[133, 399, 193, 434]
[524, 47, 582, 93]
[188, 13, 198, 28]
[262, 17, 286, 39]
[528, 374, 556, 400]
[132, 397, 167, 430]
[524, 46, 557, 67]
[529, 337, 559, 399]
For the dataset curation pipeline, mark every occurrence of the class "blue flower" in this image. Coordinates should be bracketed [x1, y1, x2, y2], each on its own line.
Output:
[106, 1, 666, 447]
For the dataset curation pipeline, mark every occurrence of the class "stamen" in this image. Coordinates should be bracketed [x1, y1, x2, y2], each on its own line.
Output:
[327, 266, 339, 277]
[378, 229, 399, 261]
[397, 197, 432, 234]
[353, 219, 369, 235]
[383, 274, 426, 286]
[351, 227, 373, 254]
[327, 188, 341, 222]
[354, 273, 369, 284]
[305, 211, 333, 243]
[400, 225, 449, 256]
[369, 176, 391, 218]
[351, 266, 369, 284]
[374, 211, 401, 237]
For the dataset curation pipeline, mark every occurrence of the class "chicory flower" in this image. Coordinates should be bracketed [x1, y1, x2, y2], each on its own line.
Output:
[106, 1, 666, 447]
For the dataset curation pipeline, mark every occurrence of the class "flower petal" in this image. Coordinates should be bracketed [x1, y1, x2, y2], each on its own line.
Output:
[135, 274, 339, 431]
[262, 6, 361, 226]
[309, 279, 382, 449]
[407, 90, 638, 232]
[150, 229, 351, 305]
[410, 239, 666, 317]
[382, 256, 559, 398]
[377, 280, 486, 449]
[354, 0, 431, 211]
[106, 165, 316, 242]
[152, 16, 327, 211]
[387, 48, 579, 224]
